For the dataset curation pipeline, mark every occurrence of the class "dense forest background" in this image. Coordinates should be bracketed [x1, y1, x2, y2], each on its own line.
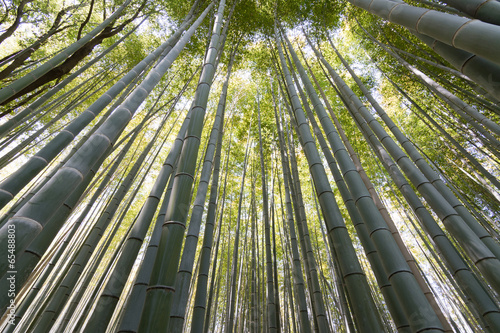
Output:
[0, 0, 499, 332]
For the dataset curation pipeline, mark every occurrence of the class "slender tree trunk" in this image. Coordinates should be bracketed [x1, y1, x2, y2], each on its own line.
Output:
[226, 125, 251, 333]
[0, 0, 33, 45]
[283, 104, 329, 332]
[257, 94, 279, 333]
[348, 92, 500, 331]
[0, 0, 133, 105]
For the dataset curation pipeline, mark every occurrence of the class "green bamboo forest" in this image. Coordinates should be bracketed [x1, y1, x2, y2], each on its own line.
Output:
[0, 0, 499, 331]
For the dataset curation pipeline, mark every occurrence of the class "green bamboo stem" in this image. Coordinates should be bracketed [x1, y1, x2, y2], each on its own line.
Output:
[309, 44, 444, 316]
[318, 38, 500, 297]
[330, 39, 500, 259]
[0, 67, 109, 158]
[384, 73, 500, 232]
[30, 99, 171, 332]
[60, 155, 150, 331]
[322, 44, 500, 329]
[81, 109, 194, 331]
[0, 146, 113, 315]
[226, 127, 251, 333]
[202, 136, 231, 333]
[257, 94, 279, 333]
[276, 200, 299, 332]
[412, 31, 500, 102]
[314, 61, 454, 331]
[271, 82, 312, 333]
[438, 0, 500, 25]
[115, 164, 177, 333]
[1, 131, 143, 323]
[348, 0, 500, 66]
[0, 100, 162, 293]
[413, 0, 471, 17]
[0, 67, 123, 168]
[190, 113, 228, 333]
[137, 1, 221, 330]
[311, 177, 355, 332]
[368, 26, 500, 142]
[270, 175, 282, 331]
[425, 70, 500, 115]
[250, 190, 258, 333]
[274, 46, 324, 331]
[168, 54, 234, 332]
[0, 142, 117, 321]
[285, 114, 329, 332]
[0, 74, 154, 228]
[383, 42, 474, 83]
[402, 98, 500, 235]
[10, 144, 135, 331]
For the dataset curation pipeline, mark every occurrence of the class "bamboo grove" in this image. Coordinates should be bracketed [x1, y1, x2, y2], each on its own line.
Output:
[0, 0, 499, 331]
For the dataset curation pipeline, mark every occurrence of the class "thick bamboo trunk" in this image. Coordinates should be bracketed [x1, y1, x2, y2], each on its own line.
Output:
[30, 103, 169, 333]
[317, 41, 500, 329]
[347, 90, 500, 332]
[116, 168, 177, 333]
[137, 1, 223, 330]
[284, 30, 445, 332]
[439, 0, 500, 25]
[348, 0, 500, 66]
[315, 38, 500, 297]
[412, 31, 500, 101]
[293, 67, 411, 332]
